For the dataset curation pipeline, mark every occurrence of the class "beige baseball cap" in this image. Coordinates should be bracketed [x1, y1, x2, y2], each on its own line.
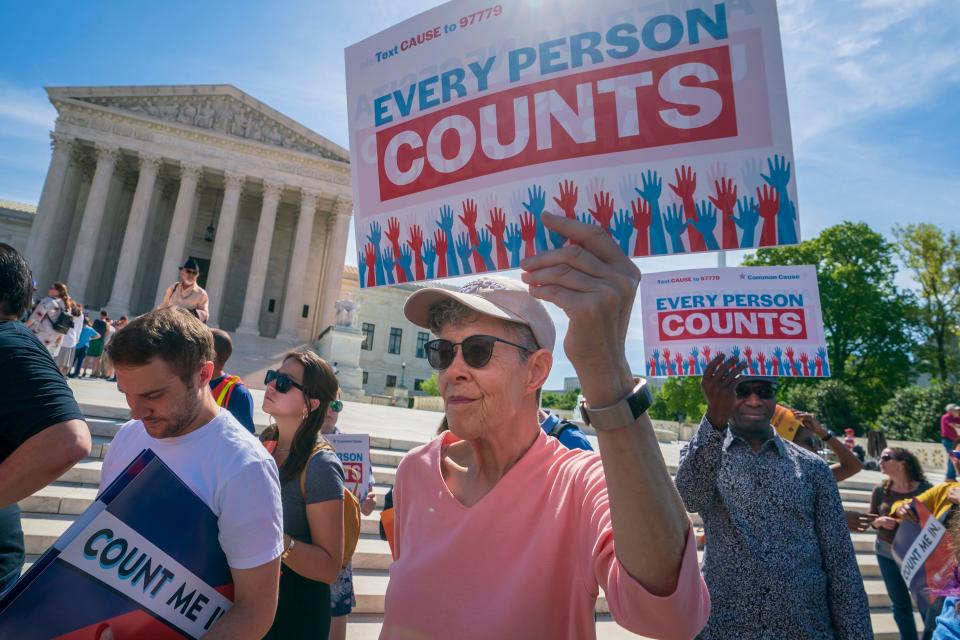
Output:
[403, 276, 556, 352]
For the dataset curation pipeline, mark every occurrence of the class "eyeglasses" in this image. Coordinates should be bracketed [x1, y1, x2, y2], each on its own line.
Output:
[424, 335, 533, 370]
[181, 269, 199, 276]
[735, 384, 775, 400]
[265, 370, 303, 393]
[331, 399, 343, 413]
[879, 454, 896, 462]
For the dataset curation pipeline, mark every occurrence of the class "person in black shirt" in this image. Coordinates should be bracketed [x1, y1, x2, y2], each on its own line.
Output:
[0, 243, 91, 593]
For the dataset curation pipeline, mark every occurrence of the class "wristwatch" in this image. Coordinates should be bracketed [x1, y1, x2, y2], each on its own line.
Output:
[823, 430, 835, 441]
[580, 379, 653, 431]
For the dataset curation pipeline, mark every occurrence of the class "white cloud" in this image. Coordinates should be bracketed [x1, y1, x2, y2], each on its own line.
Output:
[0, 83, 56, 137]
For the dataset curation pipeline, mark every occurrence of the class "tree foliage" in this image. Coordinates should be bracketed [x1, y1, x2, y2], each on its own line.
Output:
[419, 372, 440, 396]
[743, 222, 915, 421]
[649, 377, 706, 422]
[782, 379, 864, 434]
[876, 382, 960, 441]
[893, 223, 960, 382]
[541, 389, 580, 411]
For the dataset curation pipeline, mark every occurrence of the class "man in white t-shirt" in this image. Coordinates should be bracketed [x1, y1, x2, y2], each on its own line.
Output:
[100, 307, 283, 639]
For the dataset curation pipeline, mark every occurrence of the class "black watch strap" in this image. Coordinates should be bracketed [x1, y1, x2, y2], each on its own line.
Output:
[580, 379, 652, 431]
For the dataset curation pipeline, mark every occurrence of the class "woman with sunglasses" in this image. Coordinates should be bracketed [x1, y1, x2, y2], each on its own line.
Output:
[894, 442, 960, 638]
[319, 394, 377, 640]
[157, 258, 209, 323]
[869, 448, 931, 640]
[260, 351, 345, 639]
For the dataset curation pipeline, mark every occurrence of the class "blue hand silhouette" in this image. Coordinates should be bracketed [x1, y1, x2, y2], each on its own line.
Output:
[398, 245, 414, 282]
[455, 232, 473, 275]
[733, 196, 759, 249]
[611, 208, 634, 254]
[358, 251, 366, 287]
[692, 201, 720, 250]
[635, 171, 667, 255]
[663, 204, 687, 253]
[380, 248, 396, 285]
[423, 239, 437, 279]
[476, 229, 495, 271]
[437, 204, 459, 276]
[523, 185, 548, 253]
[761, 155, 798, 244]
[505, 223, 522, 268]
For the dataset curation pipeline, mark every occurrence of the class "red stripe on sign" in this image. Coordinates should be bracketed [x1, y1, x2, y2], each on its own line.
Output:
[376, 45, 737, 201]
[657, 308, 808, 341]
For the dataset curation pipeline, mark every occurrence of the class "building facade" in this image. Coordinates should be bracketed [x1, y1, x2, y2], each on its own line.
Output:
[23, 85, 352, 342]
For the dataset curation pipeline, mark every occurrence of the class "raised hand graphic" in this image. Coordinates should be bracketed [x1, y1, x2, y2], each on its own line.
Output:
[407, 224, 425, 280]
[757, 351, 767, 376]
[552, 179, 579, 219]
[761, 155, 798, 244]
[485, 207, 509, 269]
[631, 198, 651, 256]
[691, 346, 701, 375]
[548, 226, 568, 250]
[386, 216, 403, 280]
[523, 185, 549, 252]
[504, 223, 522, 268]
[423, 238, 437, 279]
[588, 190, 615, 234]
[363, 243, 377, 287]
[663, 204, 688, 254]
[733, 196, 759, 249]
[652, 348, 662, 376]
[358, 250, 367, 288]
[618, 174, 639, 211]
[669, 165, 704, 251]
[455, 232, 473, 275]
[692, 201, 720, 250]
[785, 346, 797, 376]
[611, 208, 634, 254]
[709, 177, 739, 250]
[367, 222, 385, 286]
[701, 346, 711, 362]
[731, 345, 741, 362]
[475, 228, 495, 271]
[687, 353, 697, 376]
[756, 185, 779, 247]
[380, 248, 396, 285]
[520, 212, 537, 258]
[675, 352, 685, 376]
[814, 355, 824, 377]
[398, 245, 414, 282]
[648, 356, 658, 377]
[740, 157, 764, 198]
[436, 204, 459, 276]
[743, 346, 755, 374]
[771, 346, 782, 376]
[459, 199, 485, 272]
[800, 352, 810, 376]
[816, 346, 831, 377]
[433, 229, 448, 278]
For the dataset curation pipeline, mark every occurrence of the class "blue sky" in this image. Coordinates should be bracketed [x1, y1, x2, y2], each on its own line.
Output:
[2, 0, 958, 387]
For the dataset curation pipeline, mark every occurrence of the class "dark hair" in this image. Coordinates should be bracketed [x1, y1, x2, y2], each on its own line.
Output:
[106, 307, 214, 383]
[0, 243, 32, 317]
[210, 328, 233, 367]
[437, 416, 449, 435]
[261, 350, 339, 484]
[51, 282, 73, 312]
[881, 447, 928, 491]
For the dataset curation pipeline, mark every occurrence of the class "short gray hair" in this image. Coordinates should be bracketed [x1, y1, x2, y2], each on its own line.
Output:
[427, 299, 539, 360]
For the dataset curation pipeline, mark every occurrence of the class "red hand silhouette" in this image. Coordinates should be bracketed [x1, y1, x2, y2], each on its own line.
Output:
[631, 198, 651, 256]
[486, 207, 509, 269]
[363, 243, 377, 287]
[407, 225, 425, 280]
[553, 179, 579, 219]
[756, 185, 779, 247]
[588, 191, 615, 233]
[670, 166, 703, 251]
[520, 212, 537, 258]
[433, 229, 448, 278]
[709, 177, 739, 250]
[460, 199, 483, 271]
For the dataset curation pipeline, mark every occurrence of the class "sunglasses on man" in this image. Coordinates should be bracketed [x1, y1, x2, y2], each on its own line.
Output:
[734, 384, 775, 400]
[424, 335, 532, 370]
[263, 370, 343, 412]
[181, 269, 199, 276]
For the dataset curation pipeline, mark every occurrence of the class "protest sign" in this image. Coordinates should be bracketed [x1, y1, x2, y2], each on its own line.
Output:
[0, 450, 232, 639]
[346, 0, 799, 287]
[326, 433, 372, 500]
[639, 265, 828, 377]
[893, 501, 955, 616]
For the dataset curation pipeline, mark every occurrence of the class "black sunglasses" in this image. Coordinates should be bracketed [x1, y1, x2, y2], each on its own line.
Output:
[182, 269, 199, 276]
[880, 454, 896, 462]
[735, 384, 775, 400]
[425, 335, 533, 370]
[265, 370, 303, 393]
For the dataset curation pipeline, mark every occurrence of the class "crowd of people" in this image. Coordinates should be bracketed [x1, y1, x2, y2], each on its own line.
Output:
[2, 212, 960, 639]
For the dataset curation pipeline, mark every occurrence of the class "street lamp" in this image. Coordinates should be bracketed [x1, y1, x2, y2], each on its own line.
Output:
[400, 362, 407, 388]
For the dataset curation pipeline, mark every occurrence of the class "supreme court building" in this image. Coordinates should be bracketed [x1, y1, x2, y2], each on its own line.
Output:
[22, 84, 352, 343]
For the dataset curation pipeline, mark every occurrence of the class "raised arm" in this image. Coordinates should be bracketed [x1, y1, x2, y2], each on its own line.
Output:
[796, 412, 862, 482]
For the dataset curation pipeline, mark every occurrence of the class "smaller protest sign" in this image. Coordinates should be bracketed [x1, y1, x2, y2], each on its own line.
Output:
[326, 433, 372, 500]
[639, 265, 829, 377]
[893, 501, 955, 616]
[0, 450, 232, 639]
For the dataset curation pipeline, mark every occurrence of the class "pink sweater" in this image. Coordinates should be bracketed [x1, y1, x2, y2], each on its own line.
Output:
[380, 430, 710, 640]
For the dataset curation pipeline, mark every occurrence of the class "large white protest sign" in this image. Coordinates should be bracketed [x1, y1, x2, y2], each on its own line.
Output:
[639, 265, 829, 377]
[346, 0, 799, 287]
[326, 433, 372, 500]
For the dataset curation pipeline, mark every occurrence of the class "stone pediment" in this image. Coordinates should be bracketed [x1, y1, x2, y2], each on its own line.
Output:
[46, 85, 349, 164]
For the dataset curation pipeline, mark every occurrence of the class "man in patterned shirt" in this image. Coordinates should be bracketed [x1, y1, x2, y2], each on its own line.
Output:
[675, 355, 872, 639]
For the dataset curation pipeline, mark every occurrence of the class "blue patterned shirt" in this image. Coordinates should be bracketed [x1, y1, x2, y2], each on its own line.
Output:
[675, 417, 872, 639]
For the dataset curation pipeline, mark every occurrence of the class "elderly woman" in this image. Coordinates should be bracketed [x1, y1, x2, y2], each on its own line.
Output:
[380, 213, 709, 639]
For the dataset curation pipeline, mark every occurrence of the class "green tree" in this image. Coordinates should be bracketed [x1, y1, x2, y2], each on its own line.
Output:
[876, 381, 960, 441]
[648, 377, 705, 422]
[743, 222, 916, 421]
[784, 379, 863, 433]
[541, 389, 580, 411]
[893, 223, 960, 382]
[419, 372, 441, 396]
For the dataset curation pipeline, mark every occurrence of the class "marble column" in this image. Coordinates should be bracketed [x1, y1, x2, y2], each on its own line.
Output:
[237, 181, 283, 335]
[205, 171, 245, 327]
[67, 143, 119, 302]
[154, 162, 203, 306]
[318, 197, 353, 331]
[107, 152, 162, 317]
[277, 189, 319, 342]
[24, 132, 75, 286]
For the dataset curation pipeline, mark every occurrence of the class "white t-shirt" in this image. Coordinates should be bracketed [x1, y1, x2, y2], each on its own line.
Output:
[60, 314, 84, 349]
[100, 409, 284, 570]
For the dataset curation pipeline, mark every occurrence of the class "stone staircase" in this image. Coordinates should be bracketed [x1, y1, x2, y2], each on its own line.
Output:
[18, 418, 920, 639]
